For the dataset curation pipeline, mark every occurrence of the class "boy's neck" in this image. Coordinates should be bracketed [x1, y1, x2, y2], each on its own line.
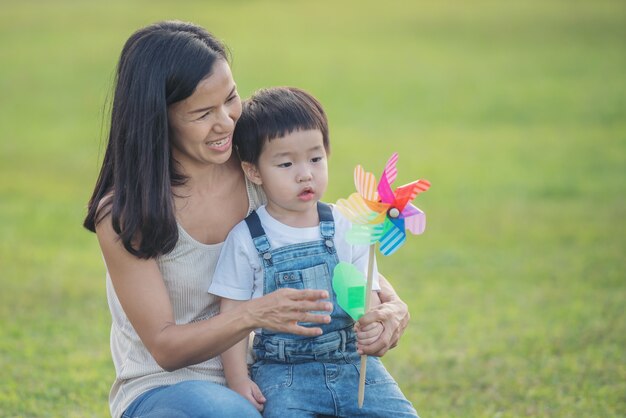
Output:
[264, 201, 320, 228]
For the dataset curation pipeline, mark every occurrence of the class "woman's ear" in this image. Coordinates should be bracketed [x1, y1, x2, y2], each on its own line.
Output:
[241, 162, 263, 185]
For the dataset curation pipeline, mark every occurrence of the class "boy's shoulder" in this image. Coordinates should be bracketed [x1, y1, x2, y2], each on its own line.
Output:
[225, 216, 255, 243]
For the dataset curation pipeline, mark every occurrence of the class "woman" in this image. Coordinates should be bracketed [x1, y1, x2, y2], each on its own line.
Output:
[84, 20, 410, 417]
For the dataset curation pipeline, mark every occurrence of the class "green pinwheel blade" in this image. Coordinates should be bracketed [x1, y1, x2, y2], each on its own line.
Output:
[332, 262, 366, 320]
[345, 223, 385, 245]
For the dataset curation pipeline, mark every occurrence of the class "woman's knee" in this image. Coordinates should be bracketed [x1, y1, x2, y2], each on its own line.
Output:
[125, 380, 261, 418]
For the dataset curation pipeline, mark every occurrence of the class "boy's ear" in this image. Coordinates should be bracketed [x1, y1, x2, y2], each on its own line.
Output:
[241, 162, 263, 185]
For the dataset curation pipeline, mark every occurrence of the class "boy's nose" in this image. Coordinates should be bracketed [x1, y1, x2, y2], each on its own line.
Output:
[297, 172, 312, 183]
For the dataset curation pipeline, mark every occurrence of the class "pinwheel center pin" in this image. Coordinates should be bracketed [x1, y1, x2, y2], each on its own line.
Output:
[388, 207, 400, 218]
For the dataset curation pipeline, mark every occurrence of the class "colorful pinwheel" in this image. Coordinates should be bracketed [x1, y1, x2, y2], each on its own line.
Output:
[336, 152, 430, 255]
[332, 152, 430, 408]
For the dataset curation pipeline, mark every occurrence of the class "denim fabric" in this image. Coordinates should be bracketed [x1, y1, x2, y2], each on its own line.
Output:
[121, 380, 261, 418]
[246, 202, 418, 417]
[247, 202, 352, 351]
[252, 351, 418, 418]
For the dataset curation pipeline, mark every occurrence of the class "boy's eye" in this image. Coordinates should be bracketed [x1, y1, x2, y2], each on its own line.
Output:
[311, 156, 323, 163]
[277, 162, 292, 168]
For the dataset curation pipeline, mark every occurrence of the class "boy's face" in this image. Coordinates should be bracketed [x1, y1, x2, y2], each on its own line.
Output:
[243, 129, 328, 226]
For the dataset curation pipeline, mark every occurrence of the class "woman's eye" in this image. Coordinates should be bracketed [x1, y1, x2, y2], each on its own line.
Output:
[198, 111, 211, 120]
[278, 162, 292, 168]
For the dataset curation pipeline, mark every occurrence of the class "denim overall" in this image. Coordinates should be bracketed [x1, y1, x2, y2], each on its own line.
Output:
[246, 202, 418, 418]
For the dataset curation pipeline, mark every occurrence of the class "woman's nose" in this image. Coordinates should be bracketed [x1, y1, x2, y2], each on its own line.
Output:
[214, 106, 236, 133]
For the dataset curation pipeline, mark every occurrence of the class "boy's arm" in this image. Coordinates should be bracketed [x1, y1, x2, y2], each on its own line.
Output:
[220, 298, 266, 411]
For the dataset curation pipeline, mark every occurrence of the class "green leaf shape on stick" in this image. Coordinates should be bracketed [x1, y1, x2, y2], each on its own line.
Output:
[332, 262, 367, 321]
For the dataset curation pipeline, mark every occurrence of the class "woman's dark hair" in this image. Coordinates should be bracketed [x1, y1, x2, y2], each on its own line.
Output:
[83, 21, 229, 259]
[234, 87, 330, 165]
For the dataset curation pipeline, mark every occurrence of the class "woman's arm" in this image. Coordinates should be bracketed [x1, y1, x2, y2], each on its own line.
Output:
[96, 214, 331, 371]
[355, 274, 410, 356]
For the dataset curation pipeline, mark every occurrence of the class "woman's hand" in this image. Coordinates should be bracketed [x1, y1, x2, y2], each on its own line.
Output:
[356, 275, 410, 356]
[247, 288, 332, 336]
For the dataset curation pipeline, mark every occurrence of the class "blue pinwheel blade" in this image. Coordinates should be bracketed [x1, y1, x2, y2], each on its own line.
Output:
[379, 217, 406, 255]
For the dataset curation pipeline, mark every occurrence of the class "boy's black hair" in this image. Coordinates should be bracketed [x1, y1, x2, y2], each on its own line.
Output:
[234, 87, 329, 164]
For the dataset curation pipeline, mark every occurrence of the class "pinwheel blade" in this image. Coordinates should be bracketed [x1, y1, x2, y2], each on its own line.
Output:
[402, 204, 426, 235]
[379, 217, 406, 256]
[393, 179, 431, 211]
[332, 262, 367, 321]
[377, 153, 398, 204]
[345, 223, 384, 245]
[362, 199, 390, 215]
[336, 193, 376, 225]
[354, 165, 379, 202]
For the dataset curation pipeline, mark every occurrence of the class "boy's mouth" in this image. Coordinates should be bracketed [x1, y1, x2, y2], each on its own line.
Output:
[298, 187, 315, 201]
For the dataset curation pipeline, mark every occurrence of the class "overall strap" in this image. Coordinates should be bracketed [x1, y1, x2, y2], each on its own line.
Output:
[244, 210, 273, 266]
[317, 202, 336, 254]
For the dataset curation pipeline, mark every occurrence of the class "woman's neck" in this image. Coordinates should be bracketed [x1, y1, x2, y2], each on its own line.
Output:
[174, 155, 241, 196]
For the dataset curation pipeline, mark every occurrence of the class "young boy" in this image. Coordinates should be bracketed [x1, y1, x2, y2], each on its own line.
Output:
[209, 87, 418, 417]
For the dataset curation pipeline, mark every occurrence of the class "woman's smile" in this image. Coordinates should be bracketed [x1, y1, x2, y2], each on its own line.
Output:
[205, 134, 232, 152]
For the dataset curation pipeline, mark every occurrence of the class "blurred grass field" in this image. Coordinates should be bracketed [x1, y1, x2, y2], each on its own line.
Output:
[1, 1, 625, 417]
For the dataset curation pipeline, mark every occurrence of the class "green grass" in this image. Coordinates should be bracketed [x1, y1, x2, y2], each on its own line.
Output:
[1, 1, 625, 416]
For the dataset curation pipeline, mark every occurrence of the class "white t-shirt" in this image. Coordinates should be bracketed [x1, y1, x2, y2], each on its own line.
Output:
[209, 204, 379, 300]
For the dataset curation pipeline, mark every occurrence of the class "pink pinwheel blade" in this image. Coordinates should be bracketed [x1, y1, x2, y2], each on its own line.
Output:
[377, 153, 398, 204]
[376, 157, 394, 204]
[402, 204, 426, 235]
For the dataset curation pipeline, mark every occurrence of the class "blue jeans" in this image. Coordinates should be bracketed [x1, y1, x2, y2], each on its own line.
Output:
[252, 351, 418, 418]
[122, 380, 261, 418]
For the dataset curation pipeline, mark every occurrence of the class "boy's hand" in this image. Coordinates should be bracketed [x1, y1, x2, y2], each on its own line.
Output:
[355, 320, 384, 347]
[356, 276, 410, 356]
[230, 377, 266, 412]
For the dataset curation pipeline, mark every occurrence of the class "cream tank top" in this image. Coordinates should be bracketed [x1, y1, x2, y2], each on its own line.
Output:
[105, 180, 266, 417]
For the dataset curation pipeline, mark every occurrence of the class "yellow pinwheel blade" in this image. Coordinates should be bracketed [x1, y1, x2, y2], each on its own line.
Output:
[336, 193, 377, 225]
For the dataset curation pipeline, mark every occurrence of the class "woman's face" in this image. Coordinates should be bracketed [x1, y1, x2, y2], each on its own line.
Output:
[167, 59, 242, 168]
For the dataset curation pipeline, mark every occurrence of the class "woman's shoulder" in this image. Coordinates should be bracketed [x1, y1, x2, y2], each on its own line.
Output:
[91, 191, 115, 232]
[245, 180, 267, 213]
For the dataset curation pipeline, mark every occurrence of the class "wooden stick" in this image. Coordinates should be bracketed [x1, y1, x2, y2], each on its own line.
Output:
[358, 244, 376, 408]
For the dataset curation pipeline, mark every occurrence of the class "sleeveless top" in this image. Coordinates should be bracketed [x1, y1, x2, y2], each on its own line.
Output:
[105, 179, 266, 418]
